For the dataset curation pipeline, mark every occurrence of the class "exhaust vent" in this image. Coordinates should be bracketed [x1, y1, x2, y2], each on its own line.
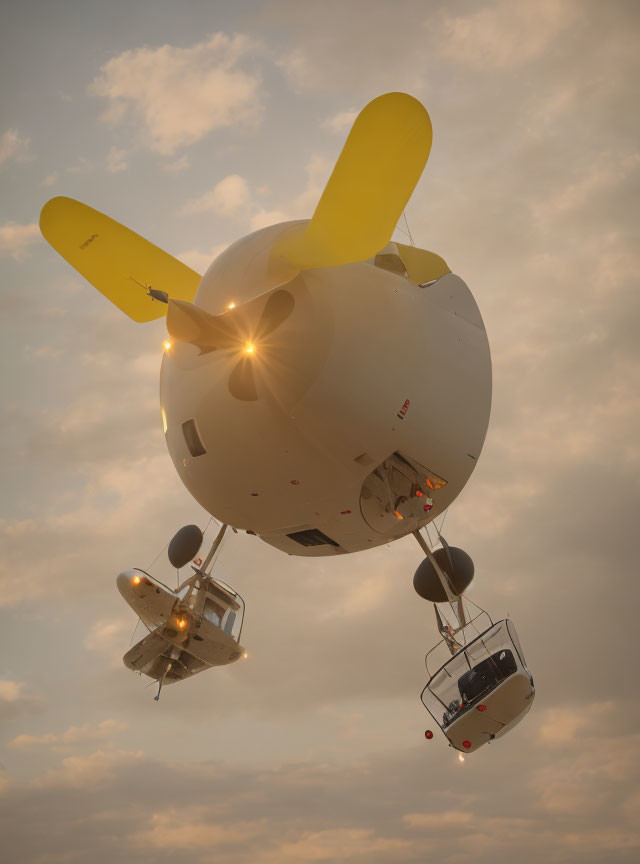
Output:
[287, 528, 339, 548]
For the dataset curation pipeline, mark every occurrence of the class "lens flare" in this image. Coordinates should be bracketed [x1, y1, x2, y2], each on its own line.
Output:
[163, 340, 172, 351]
[244, 343, 255, 354]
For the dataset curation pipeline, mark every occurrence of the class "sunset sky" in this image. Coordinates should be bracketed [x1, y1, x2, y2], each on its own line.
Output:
[1, 1, 639, 861]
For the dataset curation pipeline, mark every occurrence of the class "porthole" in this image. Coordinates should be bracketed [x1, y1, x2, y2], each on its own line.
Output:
[182, 418, 206, 457]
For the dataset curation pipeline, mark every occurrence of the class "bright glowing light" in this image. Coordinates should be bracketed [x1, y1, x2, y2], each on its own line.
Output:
[163, 340, 172, 351]
[161, 406, 167, 434]
[131, 574, 141, 586]
[177, 618, 188, 630]
[226, 302, 236, 310]
[243, 652, 248, 659]
[458, 753, 465, 763]
[244, 343, 255, 354]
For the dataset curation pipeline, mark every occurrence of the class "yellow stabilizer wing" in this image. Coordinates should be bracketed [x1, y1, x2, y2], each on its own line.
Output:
[395, 243, 450, 285]
[273, 92, 432, 271]
[39, 197, 201, 323]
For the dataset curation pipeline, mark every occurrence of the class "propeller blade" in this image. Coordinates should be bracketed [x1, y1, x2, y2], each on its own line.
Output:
[228, 356, 258, 401]
[273, 92, 432, 271]
[40, 197, 201, 323]
[166, 299, 240, 353]
[254, 289, 295, 340]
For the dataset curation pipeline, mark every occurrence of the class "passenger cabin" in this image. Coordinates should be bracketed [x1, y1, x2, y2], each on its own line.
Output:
[421, 619, 534, 753]
[118, 568, 245, 686]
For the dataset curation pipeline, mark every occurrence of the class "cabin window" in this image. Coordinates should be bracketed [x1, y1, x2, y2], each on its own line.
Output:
[182, 418, 206, 457]
[203, 598, 224, 626]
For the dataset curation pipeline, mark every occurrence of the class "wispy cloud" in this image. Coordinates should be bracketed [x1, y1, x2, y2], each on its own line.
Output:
[10, 718, 127, 750]
[0, 128, 32, 166]
[322, 109, 357, 134]
[435, 0, 577, 68]
[181, 173, 251, 217]
[90, 33, 264, 156]
[106, 145, 127, 173]
[0, 680, 44, 720]
[0, 222, 40, 260]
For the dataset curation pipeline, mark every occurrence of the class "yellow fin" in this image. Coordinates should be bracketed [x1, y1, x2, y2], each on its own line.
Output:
[395, 242, 450, 285]
[274, 92, 432, 270]
[39, 197, 201, 323]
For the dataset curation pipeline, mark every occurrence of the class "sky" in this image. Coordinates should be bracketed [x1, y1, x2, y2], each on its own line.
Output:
[1, 0, 639, 861]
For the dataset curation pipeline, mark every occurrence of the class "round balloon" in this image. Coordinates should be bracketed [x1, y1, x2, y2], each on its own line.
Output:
[168, 524, 204, 569]
[413, 546, 474, 603]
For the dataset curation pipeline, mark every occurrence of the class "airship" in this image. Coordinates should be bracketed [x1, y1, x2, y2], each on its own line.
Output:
[40, 92, 534, 749]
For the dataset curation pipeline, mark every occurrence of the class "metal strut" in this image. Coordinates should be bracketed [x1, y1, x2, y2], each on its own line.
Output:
[413, 529, 466, 643]
[201, 523, 228, 575]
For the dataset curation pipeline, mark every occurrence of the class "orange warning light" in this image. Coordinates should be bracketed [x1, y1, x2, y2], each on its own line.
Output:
[131, 574, 141, 586]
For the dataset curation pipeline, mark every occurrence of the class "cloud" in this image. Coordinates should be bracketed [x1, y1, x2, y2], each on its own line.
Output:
[249, 207, 287, 231]
[182, 173, 251, 217]
[322, 109, 358, 134]
[10, 718, 127, 750]
[264, 827, 409, 862]
[0, 128, 31, 166]
[106, 145, 127, 173]
[177, 241, 229, 273]
[0, 680, 44, 721]
[0, 222, 40, 260]
[180, 154, 331, 241]
[436, 0, 577, 68]
[84, 616, 138, 669]
[531, 150, 640, 227]
[90, 33, 264, 156]
[2, 741, 638, 864]
[35, 747, 145, 790]
[403, 809, 472, 828]
[537, 701, 618, 748]
[131, 807, 264, 851]
[41, 170, 59, 187]
[162, 153, 190, 174]
[66, 156, 95, 175]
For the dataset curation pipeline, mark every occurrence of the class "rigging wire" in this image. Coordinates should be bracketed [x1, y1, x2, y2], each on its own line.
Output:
[402, 211, 416, 247]
[145, 540, 169, 573]
[436, 508, 449, 540]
